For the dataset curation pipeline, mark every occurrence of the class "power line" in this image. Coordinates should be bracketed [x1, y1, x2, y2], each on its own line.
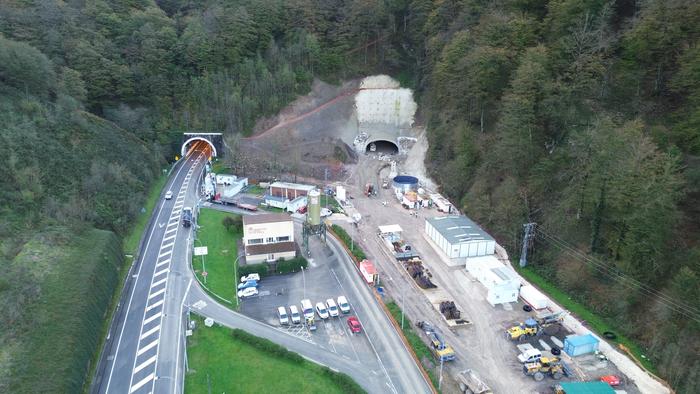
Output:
[532, 226, 700, 323]
[535, 228, 700, 319]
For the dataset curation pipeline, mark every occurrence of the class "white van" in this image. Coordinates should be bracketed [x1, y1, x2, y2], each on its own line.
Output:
[289, 305, 301, 324]
[277, 306, 289, 325]
[301, 299, 314, 319]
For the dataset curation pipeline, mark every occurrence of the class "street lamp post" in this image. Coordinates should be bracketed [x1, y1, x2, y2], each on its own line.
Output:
[234, 254, 241, 304]
[301, 266, 306, 300]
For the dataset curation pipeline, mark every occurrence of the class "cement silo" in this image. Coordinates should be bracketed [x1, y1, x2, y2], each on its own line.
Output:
[392, 175, 419, 193]
[307, 189, 321, 226]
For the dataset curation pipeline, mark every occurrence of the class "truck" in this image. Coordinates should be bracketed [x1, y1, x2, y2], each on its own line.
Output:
[364, 183, 376, 197]
[416, 321, 456, 362]
[359, 260, 377, 285]
[211, 195, 258, 211]
[182, 207, 192, 227]
[455, 369, 491, 394]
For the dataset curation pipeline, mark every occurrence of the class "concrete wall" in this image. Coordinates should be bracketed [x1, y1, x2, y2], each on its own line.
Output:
[243, 221, 294, 245]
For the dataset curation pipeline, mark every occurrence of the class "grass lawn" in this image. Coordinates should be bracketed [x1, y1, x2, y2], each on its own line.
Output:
[194, 208, 241, 308]
[211, 159, 232, 174]
[185, 318, 357, 394]
[123, 173, 168, 256]
[517, 267, 657, 374]
[385, 302, 440, 389]
[245, 184, 266, 196]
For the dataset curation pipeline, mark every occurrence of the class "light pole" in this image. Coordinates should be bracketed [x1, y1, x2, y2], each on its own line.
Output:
[301, 266, 306, 300]
[195, 238, 206, 284]
[389, 276, 405, 330]
[234, 254, 241, 305]
[439, 357, 444, 390]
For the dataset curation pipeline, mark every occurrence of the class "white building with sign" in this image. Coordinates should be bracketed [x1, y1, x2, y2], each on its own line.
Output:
[242, 213, 296, 264]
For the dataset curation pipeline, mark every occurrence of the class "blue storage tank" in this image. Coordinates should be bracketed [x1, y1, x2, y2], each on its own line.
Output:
[563, 334, 599, 357]
[392, 175, 419, 193]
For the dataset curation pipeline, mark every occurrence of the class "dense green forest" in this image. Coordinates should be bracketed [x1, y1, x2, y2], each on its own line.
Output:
[0, 0, 698, 392]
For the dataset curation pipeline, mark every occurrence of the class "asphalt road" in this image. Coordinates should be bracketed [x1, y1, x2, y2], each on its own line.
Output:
[92, 148, 206, 394]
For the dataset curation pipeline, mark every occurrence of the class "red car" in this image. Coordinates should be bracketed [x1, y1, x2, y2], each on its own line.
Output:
[600, 375, 621, 386]
[347, 316, 362, 333]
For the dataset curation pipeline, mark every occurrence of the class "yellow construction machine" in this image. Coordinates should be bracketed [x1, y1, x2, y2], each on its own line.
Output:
[522, 356, 564, 381]
[507, 318, 539, 341]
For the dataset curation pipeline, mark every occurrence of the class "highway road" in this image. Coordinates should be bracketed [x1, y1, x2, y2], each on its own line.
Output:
[92, 142, 431, 394]
[92, 143, 208, 394]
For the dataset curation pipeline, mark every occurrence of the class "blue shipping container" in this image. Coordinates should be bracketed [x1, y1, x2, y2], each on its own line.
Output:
[564, 334, 600, 357]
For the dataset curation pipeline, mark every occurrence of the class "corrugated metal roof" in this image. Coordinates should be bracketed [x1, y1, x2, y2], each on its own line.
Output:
[557, 381, 615, 394]
[269, 181, 316, 191]
[426, 215, 494, 245]
[565, 334, 599, 346]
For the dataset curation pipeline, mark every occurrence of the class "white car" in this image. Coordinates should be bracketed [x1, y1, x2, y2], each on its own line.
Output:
[315, 302, 329, 319]
[277, 306, 289, 325]
[337, 296, 350, 314]
[301, 299, 314, 319]
[165, 190, 173, 200]
[289, 305, 301, 324]
[320, 208, 332, 217]
[237, 287, 258, 298]
[240, 273, 260, 283]
[326, 298, 339, 317]
[518, 348, 542, 363]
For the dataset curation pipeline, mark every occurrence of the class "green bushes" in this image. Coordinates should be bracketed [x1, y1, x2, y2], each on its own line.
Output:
[319, 366, 366, 394]
[276, 257, 308, 274]
[330, 225, 367, 261]
[222, 215, 242, 233]
[230, 329, 305, 363]
[238, 263, 269, 278]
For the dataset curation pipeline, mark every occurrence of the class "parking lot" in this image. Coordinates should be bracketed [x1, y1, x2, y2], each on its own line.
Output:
[237, 230, 400, 391]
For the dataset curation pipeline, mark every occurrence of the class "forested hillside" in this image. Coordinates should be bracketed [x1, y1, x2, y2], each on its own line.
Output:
[1, 0, 698, 392]
[405, 1, 699, 391]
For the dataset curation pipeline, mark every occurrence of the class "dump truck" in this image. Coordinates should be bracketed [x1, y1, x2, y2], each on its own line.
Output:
[417, 321, 456, 362]
[455, 369, 492, 394]
[364, 183, 376, 197]
[522, 356, 564, 381]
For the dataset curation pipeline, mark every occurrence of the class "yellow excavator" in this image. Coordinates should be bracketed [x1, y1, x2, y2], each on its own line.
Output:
[522, 356, 564, 381]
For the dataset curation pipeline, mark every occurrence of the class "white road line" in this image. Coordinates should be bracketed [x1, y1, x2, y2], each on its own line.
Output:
[140, 325, 160, 341]
[151, 277, 167, 288]
[162, 242, 175, 249]
[146, 299, 164, 312]
[155, 259, 170, 268]
[137, 338, 159, 356]
[149, 288, 166, 299]
[174, 279, 193, 394]
[163, 234, 176, 242]
[143, 311, 162, 326]
[153, 268, 169, 278]
[158, 250, 172, 259]
[133, 355, 157, 374]
[165, 226, 177, 234]
[129, 372, 154, 393]
[104, 156, 190, 393]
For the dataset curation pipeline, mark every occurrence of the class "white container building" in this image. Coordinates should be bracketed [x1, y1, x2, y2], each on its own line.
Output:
[519, 285, 549, 310]
[425, 215, 496, 258]
[465, 255, 520, 306]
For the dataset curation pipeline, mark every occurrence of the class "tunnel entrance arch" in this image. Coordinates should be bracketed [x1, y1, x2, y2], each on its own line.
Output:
[366, 140, 399, 155]
[181, 133, 223, 158]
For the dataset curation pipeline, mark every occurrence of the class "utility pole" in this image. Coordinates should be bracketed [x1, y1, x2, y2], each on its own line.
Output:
[519, 223, 536, 267]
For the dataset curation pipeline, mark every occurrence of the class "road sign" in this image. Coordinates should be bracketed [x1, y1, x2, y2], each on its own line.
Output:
[194, 246, 208, 256]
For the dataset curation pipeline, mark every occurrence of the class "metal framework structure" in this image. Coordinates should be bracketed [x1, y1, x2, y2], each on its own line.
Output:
[302, 221, 327, 257]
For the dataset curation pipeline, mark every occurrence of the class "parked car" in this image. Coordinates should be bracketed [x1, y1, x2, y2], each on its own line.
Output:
[320, 208, 332, 217]
[237, 287, 258, 298]
[165, 190, 173, 200]
[289, 305, 301, 324]
[600, 375, 621, 386]
[237, 280, 258, 290]
[315, 302, 329, 319]
[347, 316, 361, 333]
[240, 273, 260, 283]
[337, 296, 351, 314]
[277, 306, 289, 325]
[517, 348, 542, 363]
[326, 299, 339, 317]
[301, 299, 314, 319]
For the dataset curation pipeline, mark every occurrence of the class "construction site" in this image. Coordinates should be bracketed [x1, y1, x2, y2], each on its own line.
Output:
[218, 75, 669, 394]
